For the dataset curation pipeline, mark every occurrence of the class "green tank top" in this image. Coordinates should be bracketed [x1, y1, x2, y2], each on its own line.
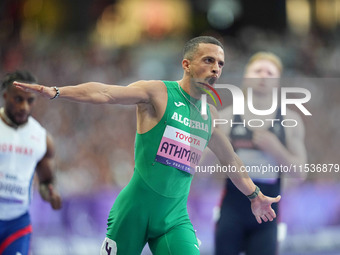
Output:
[134, 81, 212, 197]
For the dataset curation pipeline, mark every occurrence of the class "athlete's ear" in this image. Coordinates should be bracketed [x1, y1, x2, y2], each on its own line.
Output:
[182, 59, 190, 73]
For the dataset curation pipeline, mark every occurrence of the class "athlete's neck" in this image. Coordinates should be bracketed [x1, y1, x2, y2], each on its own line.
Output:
[0, 107, 19, 129]
[177, 80, 201, 99]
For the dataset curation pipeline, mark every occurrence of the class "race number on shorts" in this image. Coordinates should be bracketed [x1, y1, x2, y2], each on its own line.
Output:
[100, 237, 117, 255]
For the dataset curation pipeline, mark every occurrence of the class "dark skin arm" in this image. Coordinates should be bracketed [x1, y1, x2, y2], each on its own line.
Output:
[35, 133, 62, 210]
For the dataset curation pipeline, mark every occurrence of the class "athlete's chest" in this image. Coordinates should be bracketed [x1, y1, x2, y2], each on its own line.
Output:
[0, 121, 45, 160]
[165, 95, 210, 137]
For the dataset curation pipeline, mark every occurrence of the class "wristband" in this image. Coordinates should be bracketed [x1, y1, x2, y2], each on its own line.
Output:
[247, 185, 260, 200]
[50, 86, 60, 100]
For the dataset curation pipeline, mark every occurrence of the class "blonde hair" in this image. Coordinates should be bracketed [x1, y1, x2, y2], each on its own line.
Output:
[245, 52, 283, 74]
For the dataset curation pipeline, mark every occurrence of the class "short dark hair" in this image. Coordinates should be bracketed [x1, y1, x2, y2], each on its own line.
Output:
[1, 70, 37, 91]
[183, 36, 224, 60]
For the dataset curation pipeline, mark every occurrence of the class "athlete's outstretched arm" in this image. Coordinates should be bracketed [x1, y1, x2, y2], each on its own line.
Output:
[207, 106, 281, 224]
[14, 80, 155, 105]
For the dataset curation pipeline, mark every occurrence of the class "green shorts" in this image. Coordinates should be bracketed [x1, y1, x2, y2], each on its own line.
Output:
[101, 170, 200, 255]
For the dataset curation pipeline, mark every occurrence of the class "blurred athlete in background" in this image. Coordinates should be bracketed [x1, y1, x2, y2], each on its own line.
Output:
[0, 71, 62, 255]
[214, 52, 307, 255]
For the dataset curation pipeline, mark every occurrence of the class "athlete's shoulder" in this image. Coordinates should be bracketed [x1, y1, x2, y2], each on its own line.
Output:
[218, 105, 233, 119]
[284, 108, 302, 118]
[207, 104, 219, 122]
[27, 116, 46, 133]
[132, 80, 165, 87]
[284, 108, 305, 126]
[208, 103, 231, 119]
[130, 80, 167, 93]
[28, 116, 42, 127]
[281, 108, 306, 144]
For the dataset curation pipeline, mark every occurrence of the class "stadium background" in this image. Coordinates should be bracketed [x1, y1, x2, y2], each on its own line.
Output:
[1, 0, 340, 254]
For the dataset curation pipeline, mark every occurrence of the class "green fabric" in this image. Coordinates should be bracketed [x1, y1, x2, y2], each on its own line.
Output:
[134, 80, 212, 197]
[149, 223, 200, 255]
[106, 171, 196, 254]
[105, 81, 211, 254]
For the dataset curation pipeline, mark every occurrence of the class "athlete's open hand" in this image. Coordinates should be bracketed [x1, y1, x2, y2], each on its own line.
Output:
[250, 192, 281, 224]
[14, 81, 56, 99]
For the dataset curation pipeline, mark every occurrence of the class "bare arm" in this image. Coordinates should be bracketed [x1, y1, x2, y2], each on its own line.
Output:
[276, 111, 307, 166]
[208, 111, 256, 196]
[14, 80, 154, 105]
[15, 80, 167, 134]
[35, 133, 62, 210]
[208, 106, 281, 223]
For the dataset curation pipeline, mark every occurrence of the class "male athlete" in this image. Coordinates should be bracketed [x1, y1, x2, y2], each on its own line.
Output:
[213, 52, 307, 255]
[15, 36, 281, 255]
[0, 70, 62, 255]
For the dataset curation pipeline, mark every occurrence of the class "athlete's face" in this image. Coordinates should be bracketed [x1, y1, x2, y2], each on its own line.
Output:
[3, 84, 36, 125]
[243, 59, 281, 95]
[186, 43, 225, 90]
